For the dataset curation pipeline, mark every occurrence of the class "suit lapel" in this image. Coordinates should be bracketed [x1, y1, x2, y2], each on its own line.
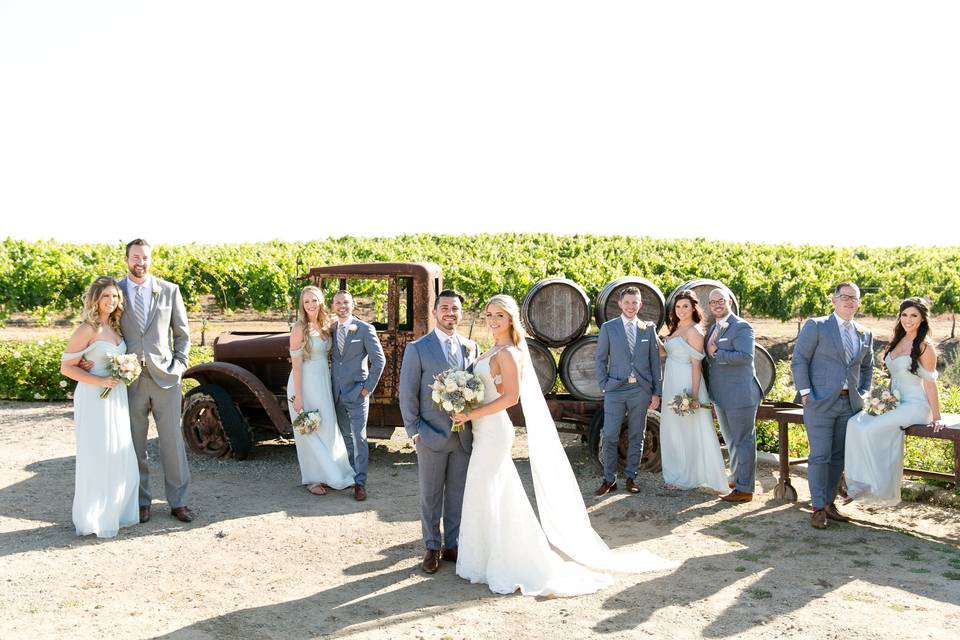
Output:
[143, 279, 160, 331]
[828, 315, 847, 364]
[427, 332, 450, 370]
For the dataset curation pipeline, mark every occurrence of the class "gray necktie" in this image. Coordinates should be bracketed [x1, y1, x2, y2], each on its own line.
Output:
[134, 285, 147, 333]
[446, 337, 460, 369]
[626, 321, 637, 355]
[841, 320, 857, 363]
[337, 323, 347, 355]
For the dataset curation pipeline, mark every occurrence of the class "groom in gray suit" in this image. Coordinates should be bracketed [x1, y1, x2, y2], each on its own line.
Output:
[119, 239, 193, 523]
[704, 288, 763, 503]
[330, 290, 386, 502]
[594, 286, 662, 496]
[791, 282, 873, 529]
[399, 290, 478, 574]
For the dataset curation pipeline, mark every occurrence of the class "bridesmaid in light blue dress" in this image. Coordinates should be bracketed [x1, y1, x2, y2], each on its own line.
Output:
[845, 297, 945, 505]
[60, 277, 139, 538]
[287, 286, 355, 495]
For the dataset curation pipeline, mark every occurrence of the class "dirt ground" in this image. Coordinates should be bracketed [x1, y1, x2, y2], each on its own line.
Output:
[1, 400, 959, 640]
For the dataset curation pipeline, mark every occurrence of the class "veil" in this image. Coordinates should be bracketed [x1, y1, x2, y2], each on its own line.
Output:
[519, 350, 679, 573]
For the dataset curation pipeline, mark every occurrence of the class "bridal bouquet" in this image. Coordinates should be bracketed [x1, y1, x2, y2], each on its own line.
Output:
[864, 386, 900, 416]
[292, 410, 322, 435]
[430, 369, 484, 432]
[100, 353, 142, 399]
[669, 391, 713, 416]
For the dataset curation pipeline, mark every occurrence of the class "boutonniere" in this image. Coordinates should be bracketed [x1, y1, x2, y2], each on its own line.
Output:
[855, 325, 865, 336]
[151, 283, 161, 297]
[718, 320, 729, 331]
[348, 324, 358, 334]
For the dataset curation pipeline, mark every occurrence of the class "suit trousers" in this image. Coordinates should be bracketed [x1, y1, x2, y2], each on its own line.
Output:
[128, 371, 191, 508]
[804, 395, 855, 510]
[416, 435, 470, 551]
[601, 385, 650, 482]
[715, 405, 759, 492]
[335, 395, 370, 486]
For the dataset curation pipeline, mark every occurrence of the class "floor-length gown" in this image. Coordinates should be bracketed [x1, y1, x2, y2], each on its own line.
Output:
[286, 336, 355, 489]
[659, 338, 729, 493]
[845, 355, 935, 505]
[456, 357, 614, 597]
[63, 340, 139, 538]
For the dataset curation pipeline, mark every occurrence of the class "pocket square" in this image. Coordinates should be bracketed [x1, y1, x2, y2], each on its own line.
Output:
[640, 339, 649, 343]
[718, 338, 729, 342]
[350, 339, 361, 343]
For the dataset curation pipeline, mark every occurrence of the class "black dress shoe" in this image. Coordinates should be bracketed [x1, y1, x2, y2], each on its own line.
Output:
[422, 549, 441, 574]
[440, 546, 458, 562]
[139, 506, 151, 523]
[171, 506, 195, 523]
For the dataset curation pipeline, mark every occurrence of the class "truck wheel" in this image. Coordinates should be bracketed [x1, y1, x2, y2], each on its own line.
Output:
[588, 410, 662, 474]
[181, 384, 253, 460]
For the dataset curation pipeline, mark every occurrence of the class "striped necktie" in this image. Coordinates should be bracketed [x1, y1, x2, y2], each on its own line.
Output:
[841, 320, 857, 363]
[134, 285, 147, 333]
[446, 337, 460, 369]
[626, 321, 637, 355]
[337, 323, 347, 355]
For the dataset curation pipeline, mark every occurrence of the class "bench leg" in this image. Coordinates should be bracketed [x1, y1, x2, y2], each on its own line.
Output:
[774, 418, 798, 502]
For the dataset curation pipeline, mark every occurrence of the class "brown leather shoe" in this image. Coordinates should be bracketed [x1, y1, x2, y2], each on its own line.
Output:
[728, 482, 736, 490]
[811, 509, 827, 529]
[440, 546, 458, 562]
[354, 484, 367, 502]
[594, 480, 617, 496]
[824, 503, 851, 522]
[422, 549, 441, 574]
[171, 506, 195, 523]
[139, 506, 151, 523]
[720, 490, 753, 503]
[625, 478, 640, 494]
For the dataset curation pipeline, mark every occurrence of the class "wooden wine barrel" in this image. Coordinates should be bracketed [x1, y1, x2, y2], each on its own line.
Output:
[665, 279, 740, 326]
[754, 344, 776, 397]
[593, 277, 666, 330]
[520, 278, 591, 348]
[558, 335, 602, 401]
[525, 338, 558, 395]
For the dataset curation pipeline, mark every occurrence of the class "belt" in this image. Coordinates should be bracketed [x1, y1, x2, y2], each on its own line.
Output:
[838, 389, 849, 396]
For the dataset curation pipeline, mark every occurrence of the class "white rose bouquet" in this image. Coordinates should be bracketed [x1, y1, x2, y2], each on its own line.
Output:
[100, 353, 142, 399]
[430, 368, 485, 432]
[292, 410, 322, 435]
[669, 390, 713, 416]
[864, 386, 900, 416]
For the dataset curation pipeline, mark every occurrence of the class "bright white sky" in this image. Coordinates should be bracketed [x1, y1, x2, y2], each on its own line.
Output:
[1, 2, 957, 247]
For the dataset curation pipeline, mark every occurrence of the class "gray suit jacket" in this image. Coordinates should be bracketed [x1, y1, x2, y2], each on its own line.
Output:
[791, 314, 873, 415]
[399, 332, 478, 452]
[331, 317, 386, 403]
[118, 276, 190, 389]
[595, 318, 662, 397]
[703, 314, 763, 409]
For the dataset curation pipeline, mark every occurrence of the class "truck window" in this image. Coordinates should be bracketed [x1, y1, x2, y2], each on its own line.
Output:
[398, 277, 413, 331]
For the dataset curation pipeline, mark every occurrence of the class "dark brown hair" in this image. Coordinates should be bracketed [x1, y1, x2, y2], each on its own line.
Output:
[667, 289, 703, 335]
[884, 297, 932, 375]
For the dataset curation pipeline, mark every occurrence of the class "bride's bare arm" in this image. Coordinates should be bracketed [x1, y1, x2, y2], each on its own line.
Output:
[454, 348, 521, 422]
[919, 343, 943, 429]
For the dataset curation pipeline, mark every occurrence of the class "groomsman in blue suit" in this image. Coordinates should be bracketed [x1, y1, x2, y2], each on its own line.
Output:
[331, 290, 386, 502]
[704, 288, 764, 503]
[791, 282, 873, 529]
[594, 286, 662, 496]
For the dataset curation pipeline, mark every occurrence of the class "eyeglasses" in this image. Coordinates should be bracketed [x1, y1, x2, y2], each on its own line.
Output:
[835, 294, 860, 302]
[707, 300, 727, 306]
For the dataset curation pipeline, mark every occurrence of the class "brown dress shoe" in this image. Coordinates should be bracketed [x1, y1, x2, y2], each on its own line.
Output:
[440, 546, 458, 562]
[625, 478, 640, 494]
[720, 490, 753, 502]
[728, 482, 736, 490]
[594, 480, 617, 496]
[422, 550, 441, 574]
[811, 509, 827, 529]
[139, 506, 151, 523]
[824, 503, 851, 522]
[171, 506, 195, 523]
[354, 484, 367, 502]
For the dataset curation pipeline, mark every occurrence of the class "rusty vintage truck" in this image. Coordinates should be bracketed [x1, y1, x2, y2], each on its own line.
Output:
[180, 262, 662, 470]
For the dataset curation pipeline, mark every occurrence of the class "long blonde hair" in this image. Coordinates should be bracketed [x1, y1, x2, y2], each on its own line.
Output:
[82, 277, 124, 335]
[485, 294, 528, 352]
[296, 286, 332, 360]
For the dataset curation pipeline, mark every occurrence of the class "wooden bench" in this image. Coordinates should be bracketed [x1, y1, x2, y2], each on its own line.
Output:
[757, 405, 960, 502]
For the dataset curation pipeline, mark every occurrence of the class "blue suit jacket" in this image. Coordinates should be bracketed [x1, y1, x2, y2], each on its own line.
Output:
[791, 314, 873, 415]
[399, 332, 478, 452]
[595, 318, 662, 397]
[703, 314, 763, 409]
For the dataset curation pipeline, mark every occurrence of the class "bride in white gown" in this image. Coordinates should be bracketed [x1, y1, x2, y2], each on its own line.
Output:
[286, 287, 355, 495]
[658, 292, 728, 493]
[845, 297, 945, 505]
[453, 295, 678, 597]
[60, 277, 139, 538]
